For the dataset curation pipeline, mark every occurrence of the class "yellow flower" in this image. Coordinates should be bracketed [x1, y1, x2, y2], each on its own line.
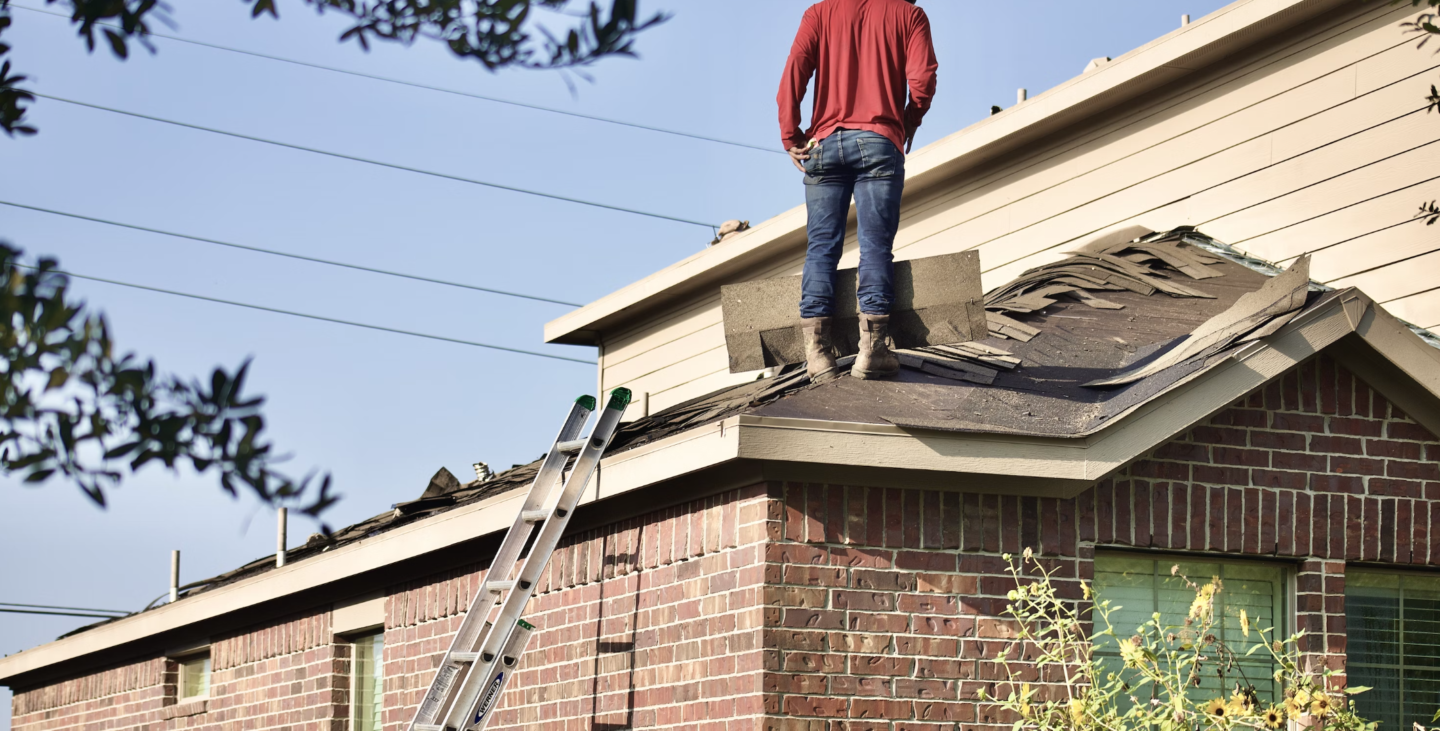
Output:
[1240, 608, 1250, 637]
[1285, 698, 1304, 720]
[1206, 698, 1230, 720]
[1294, 689, 1312, 706]
[1311, 694, 1333, 717]
[1262, 706, 1284, 729]
[1190, 582, 1218, 623]
[1119, 636, 1144, 668]
[1068, 697, 1087, 724]
[1228, 693, 1252, 716]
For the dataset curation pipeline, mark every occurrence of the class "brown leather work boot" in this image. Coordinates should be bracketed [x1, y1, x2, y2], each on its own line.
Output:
[853, 313, 900, 380]
[800, 316, 839, 383]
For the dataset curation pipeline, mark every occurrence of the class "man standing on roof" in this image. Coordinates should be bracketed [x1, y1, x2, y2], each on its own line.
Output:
[779, 0, 938, 382]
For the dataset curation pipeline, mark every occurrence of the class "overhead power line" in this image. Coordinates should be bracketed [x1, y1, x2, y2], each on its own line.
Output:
[15, 262, 597, 365]
[0, 601, 128, 616]
[0, 607, 126, 619]
[34, 93, 719, 230]
[13, 4, 782, 156]
[0, 200, 582, 307]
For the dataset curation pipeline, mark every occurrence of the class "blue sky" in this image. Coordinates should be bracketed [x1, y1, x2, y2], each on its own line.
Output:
[0, 0, 1231, 724]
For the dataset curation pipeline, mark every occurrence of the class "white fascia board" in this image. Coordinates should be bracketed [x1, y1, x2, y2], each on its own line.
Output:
[543, 0, 1334, 346]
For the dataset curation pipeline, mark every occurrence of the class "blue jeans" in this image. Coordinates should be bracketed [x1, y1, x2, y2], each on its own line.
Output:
[799, 129, 906, 318]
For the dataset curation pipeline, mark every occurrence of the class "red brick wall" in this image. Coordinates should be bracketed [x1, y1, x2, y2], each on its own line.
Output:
[206, 609, 343, 731]
[11, 659, 167, 731]
[11, 609, 344, 731]
[760, 355, 1440, 730]
[12, 355, 1440, 731]
[382, 484, 774, 731]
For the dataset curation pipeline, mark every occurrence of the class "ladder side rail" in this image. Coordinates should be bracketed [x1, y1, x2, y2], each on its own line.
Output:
[469, 620, 537, 731]
[418, 422, 584, 728]
[451, 391, 630, 731]
[406, 398, 594, 731]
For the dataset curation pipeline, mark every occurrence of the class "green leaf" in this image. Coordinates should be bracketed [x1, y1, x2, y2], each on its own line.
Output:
[103, 29, 129, 59]
[46, 367, 68, 391]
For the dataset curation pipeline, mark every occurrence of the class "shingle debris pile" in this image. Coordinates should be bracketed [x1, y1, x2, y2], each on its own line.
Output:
[749, 226, 1334, 435]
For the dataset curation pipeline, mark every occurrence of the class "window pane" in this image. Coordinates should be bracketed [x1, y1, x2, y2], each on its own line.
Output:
[1347, 571, 1440, 730]
[1093, 556, 1286, 703]
[180, 654, 210, 699]
[353, 633, 385, 731]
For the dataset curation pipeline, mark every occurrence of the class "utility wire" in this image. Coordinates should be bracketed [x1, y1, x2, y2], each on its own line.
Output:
[0, 607, 126, 619]
[15, 262, 597, 365]
[34, 93, 719, 230]
[0, 601, 128, 615]
[0, 200, 582, 307]
[13, 4, 783, 156]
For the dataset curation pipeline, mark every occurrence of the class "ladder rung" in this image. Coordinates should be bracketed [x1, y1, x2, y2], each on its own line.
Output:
[449, 652, 479, 663]
[520, 509, 549, 523]
[415, 725, 442, 731]
[487, 580, 516, 594]
[557, 438, 587, 454]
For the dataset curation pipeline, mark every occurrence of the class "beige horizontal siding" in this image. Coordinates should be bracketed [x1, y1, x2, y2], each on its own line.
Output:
[1387, 288, 1440, 329]
[1330, 246, 1440, 300]
[601, 0, 1439, 415]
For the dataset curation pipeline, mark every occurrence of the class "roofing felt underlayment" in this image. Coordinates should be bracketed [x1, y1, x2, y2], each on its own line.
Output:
[56, 226, 1358, 631]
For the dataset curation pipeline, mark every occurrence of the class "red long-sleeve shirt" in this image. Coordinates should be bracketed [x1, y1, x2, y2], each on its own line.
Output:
[778, 0, 938, 154]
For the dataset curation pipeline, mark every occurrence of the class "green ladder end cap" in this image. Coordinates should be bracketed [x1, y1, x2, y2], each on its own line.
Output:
[606, 387, 633, 410]
[517, 619, 535, 631]
[575, 395, 597, 410]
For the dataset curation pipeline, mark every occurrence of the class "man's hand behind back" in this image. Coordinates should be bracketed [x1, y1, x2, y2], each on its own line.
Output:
[788, 146, 810, 172]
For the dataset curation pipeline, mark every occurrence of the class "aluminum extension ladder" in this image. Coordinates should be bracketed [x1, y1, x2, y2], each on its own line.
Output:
[407, 389, 631, 731]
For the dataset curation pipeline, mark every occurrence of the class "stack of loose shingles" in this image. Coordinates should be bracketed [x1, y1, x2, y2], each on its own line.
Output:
[984, 227, 1224, 335]
[894, 342, 1020, 385]
[888, 227, 1229, 385]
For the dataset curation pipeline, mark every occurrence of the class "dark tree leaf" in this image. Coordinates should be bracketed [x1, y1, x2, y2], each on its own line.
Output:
[0, 242, 335, 516]
[103, 28, 128, 59]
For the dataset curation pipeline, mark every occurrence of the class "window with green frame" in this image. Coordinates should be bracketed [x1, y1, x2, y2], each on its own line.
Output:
[1092, 555, 1289, 703]
[351, 631, 384, 731]
[1346, 571, 1440, 730]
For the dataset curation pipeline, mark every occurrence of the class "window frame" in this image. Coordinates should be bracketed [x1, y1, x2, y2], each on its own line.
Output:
[1344, 567, 1440, 730]
[1090, 551, 1295, 701]
[175, 650, 212, 702]
[347, 629, 385, 731]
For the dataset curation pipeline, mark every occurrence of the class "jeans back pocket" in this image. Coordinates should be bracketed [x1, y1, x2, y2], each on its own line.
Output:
[803, 141, 823, 175]
[856, 135, 901, 178]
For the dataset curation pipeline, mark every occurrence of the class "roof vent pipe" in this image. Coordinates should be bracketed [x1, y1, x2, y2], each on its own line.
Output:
[169, 550, 180, 604]
[276, 507, 288, 568]
[1017, 88, 1027, 104]
[1182, 14, 1191, 26]
[474, 462, 492, 482]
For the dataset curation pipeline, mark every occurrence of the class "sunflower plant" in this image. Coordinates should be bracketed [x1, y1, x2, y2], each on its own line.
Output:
[986, 549, 1379, 731]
